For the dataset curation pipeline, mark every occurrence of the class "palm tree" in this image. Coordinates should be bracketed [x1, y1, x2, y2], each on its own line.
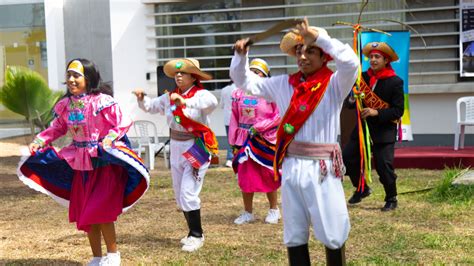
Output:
[0, 66, 63, 139]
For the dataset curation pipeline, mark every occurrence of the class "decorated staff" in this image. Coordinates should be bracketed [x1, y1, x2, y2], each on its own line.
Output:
[231, 17, 358, 265]
[133, 58, 218, 252]
[342, 41, 404, 211]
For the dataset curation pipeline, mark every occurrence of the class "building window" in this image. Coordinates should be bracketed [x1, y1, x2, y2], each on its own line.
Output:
[148, 0, 461, 93]
[0, 3, 47, 122]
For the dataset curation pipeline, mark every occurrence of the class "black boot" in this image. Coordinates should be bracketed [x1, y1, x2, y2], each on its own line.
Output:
[183, 211, 191, 236]
[325, 245, 346, 266]
[381, 196, 398, 212]
[187, 209, 203, 237]
[287, 244, 310, 266]
[348, 186, 372, 204]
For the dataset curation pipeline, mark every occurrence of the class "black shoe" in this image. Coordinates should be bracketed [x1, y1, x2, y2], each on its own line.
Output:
[348, 188, 372, 204]
[381, 201, 398, 212]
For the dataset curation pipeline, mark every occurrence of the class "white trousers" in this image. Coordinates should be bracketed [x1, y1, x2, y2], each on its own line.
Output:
[281, 157, 350, 249]
[170, 139, 209, 212]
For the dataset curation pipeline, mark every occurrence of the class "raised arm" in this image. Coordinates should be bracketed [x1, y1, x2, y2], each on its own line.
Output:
[133, 88, 167, 115]
[230, 40, 277, 102]
[315, 34, 359, 102]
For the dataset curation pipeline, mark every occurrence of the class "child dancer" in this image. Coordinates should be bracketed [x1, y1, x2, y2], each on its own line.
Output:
[229, 58, 281, 225]
[18, 58, 150, 266]
[133, 58, 218, 252]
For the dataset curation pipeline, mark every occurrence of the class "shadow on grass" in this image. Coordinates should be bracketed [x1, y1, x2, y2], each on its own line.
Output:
[119, 233, 179, 249]
[0, 259, 81, 265]
[347, 204, 383, 211]
[202, 212, 234, 225]
[0, 174, 39, 199]
[0, 156, 21, 167]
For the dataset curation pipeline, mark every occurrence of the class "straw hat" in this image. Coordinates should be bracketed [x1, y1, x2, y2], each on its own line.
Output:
[163, 58, 212, 80]
[362, 42, 399, 62]
[249, 58, 270, 77]
[280, 26, 329, 57]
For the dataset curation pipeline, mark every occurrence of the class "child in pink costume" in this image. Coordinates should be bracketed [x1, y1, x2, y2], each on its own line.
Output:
[228, 58, 281, 225]
[18, 58, 149, 266]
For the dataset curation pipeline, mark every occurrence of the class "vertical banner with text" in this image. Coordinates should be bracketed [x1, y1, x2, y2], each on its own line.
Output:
[460, 0, 474, 76]
[361, 31, 413, 141]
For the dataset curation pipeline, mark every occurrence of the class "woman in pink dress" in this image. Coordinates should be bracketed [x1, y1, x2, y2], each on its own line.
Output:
[229, 58, 281, 225]
[18, 58, 149, 266]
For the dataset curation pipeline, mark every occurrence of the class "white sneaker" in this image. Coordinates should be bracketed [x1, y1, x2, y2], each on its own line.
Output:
[234, 211, 255, 225]
[265, 208, 281, 224]
[99, 251, 120, 266]
[181, 235, 204, 252]
[180, 235, 190, 245]
[225, 160, 232, 168]
[87, 257, 102, 266]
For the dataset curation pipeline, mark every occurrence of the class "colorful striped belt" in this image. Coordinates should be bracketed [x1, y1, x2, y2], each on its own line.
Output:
[73, 140, 99, 148]
[238, 123, 252, 129]
[287, 141, 345, 179]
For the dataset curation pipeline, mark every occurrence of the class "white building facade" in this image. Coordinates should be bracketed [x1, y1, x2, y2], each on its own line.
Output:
[0, 0, 472, 146]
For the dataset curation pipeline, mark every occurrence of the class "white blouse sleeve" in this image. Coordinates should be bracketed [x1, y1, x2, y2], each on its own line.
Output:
[230, 52, 278, 102]
[185, 90, 218, 115]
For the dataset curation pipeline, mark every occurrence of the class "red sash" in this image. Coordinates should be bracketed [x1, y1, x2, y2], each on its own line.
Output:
[273, 66, 333, 180]
[170, 86, 219, 155]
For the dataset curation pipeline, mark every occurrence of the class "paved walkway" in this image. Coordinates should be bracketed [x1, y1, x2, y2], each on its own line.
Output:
[453, 170, 474, 185]
[0, 127, 32, 139]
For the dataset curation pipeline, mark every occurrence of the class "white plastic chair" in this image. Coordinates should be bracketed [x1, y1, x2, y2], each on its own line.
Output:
[133, 120, 169, 169]
[454, 96, 474, 150]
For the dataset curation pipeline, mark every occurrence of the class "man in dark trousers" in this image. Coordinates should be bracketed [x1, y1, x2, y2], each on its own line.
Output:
[343, 41, 405, 212]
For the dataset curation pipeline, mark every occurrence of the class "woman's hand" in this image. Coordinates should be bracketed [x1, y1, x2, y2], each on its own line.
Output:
[170, 93, 186, 107]
[132, 88, 146, 101]
[102, 137, 113, 150]
[28, 142, 41, 154]
[29, 138, 44, 154]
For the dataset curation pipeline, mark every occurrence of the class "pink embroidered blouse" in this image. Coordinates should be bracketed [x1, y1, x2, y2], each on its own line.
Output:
[228, 88, 280, 146]
[35, 93, 132, 171]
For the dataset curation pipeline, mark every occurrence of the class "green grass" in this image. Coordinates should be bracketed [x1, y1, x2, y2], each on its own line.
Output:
[0, 154, 473, 264]
[429, 167, 474, 204]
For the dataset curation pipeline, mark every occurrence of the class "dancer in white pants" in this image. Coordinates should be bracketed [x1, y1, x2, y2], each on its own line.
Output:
[231, 18, 358, 265]
[133, 58, 218, 252]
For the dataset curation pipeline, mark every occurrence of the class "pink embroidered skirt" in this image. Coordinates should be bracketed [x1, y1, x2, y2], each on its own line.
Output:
[237, 158, 280, 193]
[18, 143, 150, 233]
[69, 165, 128, 232]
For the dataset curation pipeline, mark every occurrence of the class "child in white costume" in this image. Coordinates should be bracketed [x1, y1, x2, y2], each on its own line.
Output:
[133, 58, 218, 252]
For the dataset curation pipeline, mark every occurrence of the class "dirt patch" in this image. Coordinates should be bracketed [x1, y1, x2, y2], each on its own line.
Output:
[0, 135, 31, 157]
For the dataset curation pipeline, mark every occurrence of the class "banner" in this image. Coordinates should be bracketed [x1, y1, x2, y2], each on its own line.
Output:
[361, 31, 413, 141]
[460, 0, 474, 77]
